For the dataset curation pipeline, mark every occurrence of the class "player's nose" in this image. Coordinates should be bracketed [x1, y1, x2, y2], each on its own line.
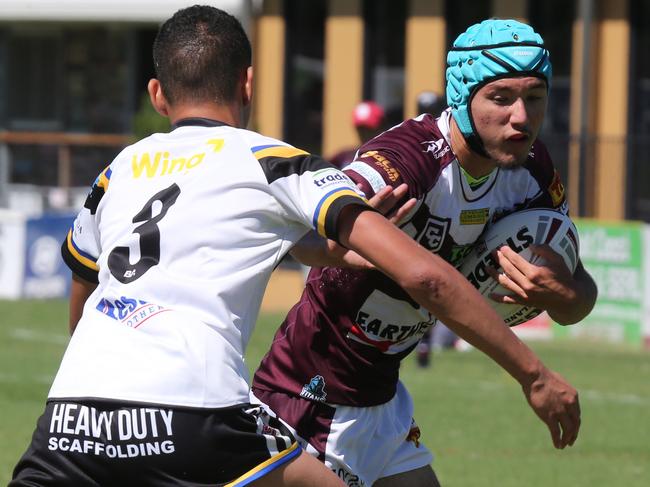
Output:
[509, 97, 530, 128]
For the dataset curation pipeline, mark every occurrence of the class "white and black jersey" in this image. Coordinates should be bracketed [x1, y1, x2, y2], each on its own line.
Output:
[56, 118, 369, 409]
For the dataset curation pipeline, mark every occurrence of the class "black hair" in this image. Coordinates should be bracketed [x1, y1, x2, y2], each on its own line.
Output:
[152, 5, 252, 105]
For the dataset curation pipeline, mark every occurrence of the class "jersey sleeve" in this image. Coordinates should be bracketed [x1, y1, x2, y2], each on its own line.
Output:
[252, 144, 371, 242]
[60, 166, 111, 283]
[341, 116, 447, 200]
[524, 140, 569, 215]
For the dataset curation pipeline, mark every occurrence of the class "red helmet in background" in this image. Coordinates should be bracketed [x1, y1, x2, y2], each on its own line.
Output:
[352, 101, 385, 130]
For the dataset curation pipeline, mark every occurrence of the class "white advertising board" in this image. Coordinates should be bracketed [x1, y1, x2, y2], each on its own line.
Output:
[0, 210, 26, 299]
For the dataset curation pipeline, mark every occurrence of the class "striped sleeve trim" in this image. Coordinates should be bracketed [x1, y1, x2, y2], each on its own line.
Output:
[61, 230, 99, 283]
[313, 188, 371, 240]
[224, 442, 301, 487]
[84, 166, 112, 215]
[257, 153, 333, 185]
[97, 166, 112, 191]
[252, 144, 309, 161]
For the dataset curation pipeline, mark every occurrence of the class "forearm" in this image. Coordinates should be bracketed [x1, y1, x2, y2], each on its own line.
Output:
[290, 232, 338, 267]
[406, 258, 543, 386]
[69, 273, 97, 334]
[547, 262, 598, 325]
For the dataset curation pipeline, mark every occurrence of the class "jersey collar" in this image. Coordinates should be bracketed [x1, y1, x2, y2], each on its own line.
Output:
[172, 117, 231, 130]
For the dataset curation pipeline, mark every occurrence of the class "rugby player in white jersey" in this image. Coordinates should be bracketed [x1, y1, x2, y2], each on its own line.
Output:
[252, 19, 598, 487]
[12, 9, 586, 486]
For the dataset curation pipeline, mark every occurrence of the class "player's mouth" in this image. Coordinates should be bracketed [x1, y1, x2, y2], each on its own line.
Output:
[507, 133, 529, 142]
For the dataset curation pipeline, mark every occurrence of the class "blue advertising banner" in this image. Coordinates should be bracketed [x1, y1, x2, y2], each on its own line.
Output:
[23, 213, 75, 298]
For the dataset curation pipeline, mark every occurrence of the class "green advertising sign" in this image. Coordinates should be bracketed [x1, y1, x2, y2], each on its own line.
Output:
[554, 220, 645, 345]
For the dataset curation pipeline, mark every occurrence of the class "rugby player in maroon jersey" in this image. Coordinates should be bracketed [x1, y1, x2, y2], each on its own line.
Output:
[252, 19, 597, 487]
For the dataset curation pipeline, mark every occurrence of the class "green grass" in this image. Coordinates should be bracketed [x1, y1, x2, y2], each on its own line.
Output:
[1, 300, 649, 486]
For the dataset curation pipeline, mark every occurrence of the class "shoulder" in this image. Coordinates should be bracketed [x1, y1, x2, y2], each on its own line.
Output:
[350, 113, 454, 197]
[523, 138, 567, 209]
[523, 139, 556, 184]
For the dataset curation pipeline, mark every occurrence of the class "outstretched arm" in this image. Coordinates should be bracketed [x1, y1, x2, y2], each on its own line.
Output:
[337, 206, 581, 450]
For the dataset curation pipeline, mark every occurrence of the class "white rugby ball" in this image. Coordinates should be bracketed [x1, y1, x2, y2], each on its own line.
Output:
[457, 208, 580, 326]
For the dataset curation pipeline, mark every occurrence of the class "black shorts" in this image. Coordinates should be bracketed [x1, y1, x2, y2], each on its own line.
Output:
[11, 399, 300, 487]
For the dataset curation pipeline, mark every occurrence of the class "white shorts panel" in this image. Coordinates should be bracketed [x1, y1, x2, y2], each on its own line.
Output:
[323, 381, 433, 485]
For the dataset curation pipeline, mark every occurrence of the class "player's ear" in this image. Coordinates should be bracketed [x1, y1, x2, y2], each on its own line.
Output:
[147, 79, 169, 117]
[242, 66, 253, 107]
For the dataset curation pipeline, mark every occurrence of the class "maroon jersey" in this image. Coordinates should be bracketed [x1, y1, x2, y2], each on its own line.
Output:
[253, 110, 567, 407]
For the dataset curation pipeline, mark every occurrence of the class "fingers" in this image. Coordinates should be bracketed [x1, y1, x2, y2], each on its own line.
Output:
[367, 184, 409, 215]
[563, 392, 581, 447]
[389, 198, 417, 225]
[365, 184, 415, 225]
[366, 185, 395, 211]
[494, 246, 534, 277]
[546, 418, 562, 449]
[486, 264, 527, 302]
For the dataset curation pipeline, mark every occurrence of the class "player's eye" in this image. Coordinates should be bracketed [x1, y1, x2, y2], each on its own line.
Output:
[491, 95, 511, 105]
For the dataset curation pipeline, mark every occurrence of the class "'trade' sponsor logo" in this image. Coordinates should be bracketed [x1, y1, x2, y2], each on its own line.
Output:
[313, 170, 352, 188]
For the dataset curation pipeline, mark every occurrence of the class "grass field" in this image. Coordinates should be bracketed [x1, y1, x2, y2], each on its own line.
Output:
[1, 299, 649, 486]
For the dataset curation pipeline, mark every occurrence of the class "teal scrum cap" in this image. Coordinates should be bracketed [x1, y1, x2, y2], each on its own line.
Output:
[446, 19, 552, 155]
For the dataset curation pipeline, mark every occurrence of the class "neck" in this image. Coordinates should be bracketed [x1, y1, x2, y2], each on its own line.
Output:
[167, 101, 243, 128]
[449, 117, 496, 178]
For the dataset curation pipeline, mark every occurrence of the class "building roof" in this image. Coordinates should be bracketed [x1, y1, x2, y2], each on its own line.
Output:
[0, 0, 247, 23]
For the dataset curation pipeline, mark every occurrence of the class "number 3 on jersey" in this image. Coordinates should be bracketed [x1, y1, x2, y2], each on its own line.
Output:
[108, 183, 181, 284]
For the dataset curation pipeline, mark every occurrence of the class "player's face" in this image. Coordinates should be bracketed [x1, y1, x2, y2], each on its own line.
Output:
[470, 77, 548, 168]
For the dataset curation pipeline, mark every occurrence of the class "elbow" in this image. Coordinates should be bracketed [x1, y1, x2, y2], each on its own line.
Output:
[400, 267, 448, 307]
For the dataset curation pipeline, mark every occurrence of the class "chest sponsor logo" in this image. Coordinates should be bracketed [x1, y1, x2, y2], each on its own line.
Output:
[47, 403, 175, 458]
[350, 311, 433, 352]
[548, 170, 566, 207]
[421, 139, 451, 159]
[460, 208, 489, 225]
[300, 375, 327, 402]
[360, 151, 400, 182]
[415, 216, 451, 252]
[96, 296, 169, 328]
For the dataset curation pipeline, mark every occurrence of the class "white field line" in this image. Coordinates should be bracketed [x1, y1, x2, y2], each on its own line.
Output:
[433, 376, 649, 406]
[9, 327, 68, 345]
[0, 372, 53, 385]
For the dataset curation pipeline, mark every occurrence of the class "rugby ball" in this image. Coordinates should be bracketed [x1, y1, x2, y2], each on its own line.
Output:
[457, 208, 580, 326]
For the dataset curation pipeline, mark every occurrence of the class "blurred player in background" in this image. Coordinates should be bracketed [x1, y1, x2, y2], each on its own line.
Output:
[413, 91, 458, 367]
[10, 9, 587, 487]
[416, 90, 447, 117]
[329, 101, 386, 168]
[252, 19, 597, 487]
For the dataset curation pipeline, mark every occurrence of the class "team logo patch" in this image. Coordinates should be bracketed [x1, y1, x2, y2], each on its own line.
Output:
[459, 208, 489, 225]
[406, 418, 422, 448]
[421, 139, 451, 159]
[415, 216, 451, 252]
[300, 375, 327, 402]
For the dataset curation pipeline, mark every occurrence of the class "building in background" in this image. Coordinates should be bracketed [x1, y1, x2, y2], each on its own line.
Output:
[0, 0, 648, 223]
